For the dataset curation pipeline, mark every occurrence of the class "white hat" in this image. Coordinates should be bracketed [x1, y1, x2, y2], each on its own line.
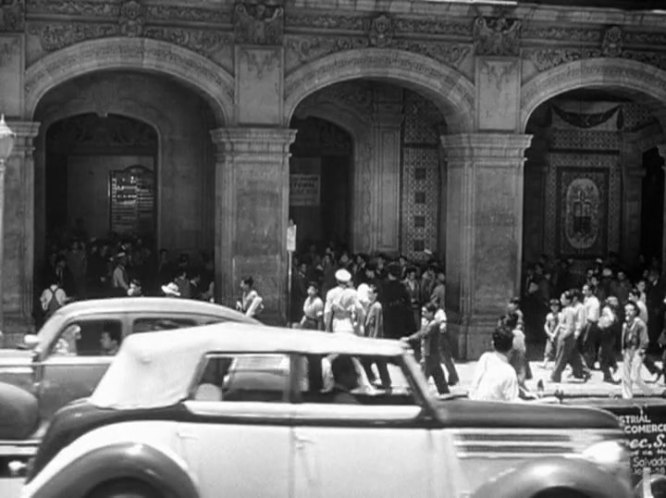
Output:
[161, 282, 181, 297]
[335, 268, 352, 283]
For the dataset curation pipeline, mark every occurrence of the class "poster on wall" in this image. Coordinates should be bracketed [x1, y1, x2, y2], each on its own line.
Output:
[290, 174, 320, 206]
[556, 167, 609, 258]
[109, 165, 155, 235]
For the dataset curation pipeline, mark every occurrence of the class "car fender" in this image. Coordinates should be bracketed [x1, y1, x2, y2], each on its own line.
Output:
[26, 441, 199, 498]
[471, 456, 629, 498]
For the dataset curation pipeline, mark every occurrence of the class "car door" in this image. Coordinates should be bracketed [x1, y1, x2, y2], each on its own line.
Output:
[37, 316, 124, 420]
[179, 352, 293, 498]
[291, 353, 435, 498]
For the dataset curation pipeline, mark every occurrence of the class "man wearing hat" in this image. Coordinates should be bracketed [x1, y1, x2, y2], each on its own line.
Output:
[324, 268, 363, 334]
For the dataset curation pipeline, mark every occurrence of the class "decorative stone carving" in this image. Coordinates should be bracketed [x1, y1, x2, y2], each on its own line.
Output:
[473, 16, 521, 56]
[119, 0, 145, 37]
[28, 22, 233, 62]
[239, 48, 280, 79]
[146, 5, 230, 24]
[286, 34, 469, 69]
[625, 30, 666, 46]
[522, 26, 600, 43]
[143, 27, 233, 57]
[368, 14, 394, 48]
[0, 0, 24, 31]
[286, 36, 368, 65]
[234, 1, 284, 45]
[299, 81, 375, 118]
[394, 18, 471, 37]
[601, 26, 623, 58]
[26, 0, 118, 16]
[29, 23, 118, 51]
[287, 14, 365, 31]
[526, 48, 600, 72]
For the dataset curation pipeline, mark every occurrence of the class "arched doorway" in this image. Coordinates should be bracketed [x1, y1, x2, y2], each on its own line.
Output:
[32, 69, 219, 302]
[521, 62, 666, 346]
[289, 117, 353, 252]
[44, 114, 158, 246]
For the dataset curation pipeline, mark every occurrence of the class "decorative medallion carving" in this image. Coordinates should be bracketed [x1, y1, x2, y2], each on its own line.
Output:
[473, 16, 521, 56]
[234, 1, 284, 45]
[0, 0, 24, 32]
[368, 14, 394, 48]
[601, 26, 623, 58]
[119, 0, 145, 37]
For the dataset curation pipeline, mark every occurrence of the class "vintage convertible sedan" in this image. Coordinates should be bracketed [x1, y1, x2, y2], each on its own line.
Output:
[23, 323, 632, 498]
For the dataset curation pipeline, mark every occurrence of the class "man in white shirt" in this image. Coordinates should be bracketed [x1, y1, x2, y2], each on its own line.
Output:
[469, 326, 519, 402]
[324, 269, 363, 334]
[582, 284, 601, 369]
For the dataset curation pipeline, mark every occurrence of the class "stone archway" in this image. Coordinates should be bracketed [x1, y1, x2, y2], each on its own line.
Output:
[520, 58, 666, 132]
[283, 48, 475, 133]
[25, 37, 234, 124]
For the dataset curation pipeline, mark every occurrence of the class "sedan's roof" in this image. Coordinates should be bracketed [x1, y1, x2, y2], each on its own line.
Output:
[90, 322, 407, 410]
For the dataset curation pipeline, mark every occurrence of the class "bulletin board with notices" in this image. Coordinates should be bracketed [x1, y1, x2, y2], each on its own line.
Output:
[109, 165, 155, 235]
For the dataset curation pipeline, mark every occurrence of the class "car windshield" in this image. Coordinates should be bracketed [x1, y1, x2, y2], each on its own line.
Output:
[35, 312, 68, 353]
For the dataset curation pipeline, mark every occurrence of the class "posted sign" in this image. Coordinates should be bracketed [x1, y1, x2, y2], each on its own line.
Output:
[286, 223, 297, 252]
[290, 174, 320, 206]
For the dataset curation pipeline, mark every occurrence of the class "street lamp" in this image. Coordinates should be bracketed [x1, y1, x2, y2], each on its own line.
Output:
[0, 114, 15, 341]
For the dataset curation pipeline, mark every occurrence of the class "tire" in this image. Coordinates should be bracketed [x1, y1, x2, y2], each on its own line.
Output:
[87, 479, 163, 498]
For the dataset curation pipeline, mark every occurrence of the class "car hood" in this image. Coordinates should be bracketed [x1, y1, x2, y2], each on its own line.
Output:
[433, 398, 621, 429]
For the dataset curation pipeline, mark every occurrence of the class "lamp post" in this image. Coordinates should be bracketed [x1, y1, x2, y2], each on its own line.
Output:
[0, 115, 16, 336]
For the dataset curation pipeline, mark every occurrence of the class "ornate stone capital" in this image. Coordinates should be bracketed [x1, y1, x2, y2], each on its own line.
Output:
[6, 121, 40, 156]
[210, 127, 297, 156]
[473, 16, 521, 56]
[441, 133, 533, 163]
[234, 0, 284, 45]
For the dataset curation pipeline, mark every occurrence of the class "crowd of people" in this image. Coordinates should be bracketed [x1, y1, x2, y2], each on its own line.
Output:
[289, 245, 457, 395]
[37, 227, 215, 326]
[35, 227, 666, 401]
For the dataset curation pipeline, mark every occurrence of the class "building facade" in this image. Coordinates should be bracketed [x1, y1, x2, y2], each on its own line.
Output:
[1, 0, 666, 357]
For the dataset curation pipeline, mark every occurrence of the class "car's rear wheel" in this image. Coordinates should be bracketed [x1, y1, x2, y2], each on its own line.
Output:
[87, 478, 162, 498]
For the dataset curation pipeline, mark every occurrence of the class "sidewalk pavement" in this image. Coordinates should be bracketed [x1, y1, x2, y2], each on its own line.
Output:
[445, 359, 666, 398]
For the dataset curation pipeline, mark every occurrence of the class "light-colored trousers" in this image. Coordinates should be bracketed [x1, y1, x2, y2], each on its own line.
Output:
[622, 349, 653, 399]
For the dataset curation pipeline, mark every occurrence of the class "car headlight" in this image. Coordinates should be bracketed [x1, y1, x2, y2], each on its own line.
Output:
[582, 440, 631, 483]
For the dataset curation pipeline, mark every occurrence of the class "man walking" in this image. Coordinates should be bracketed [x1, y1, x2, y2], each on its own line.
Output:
[621, 301, 653, 399]
[324, 269, 363, 334]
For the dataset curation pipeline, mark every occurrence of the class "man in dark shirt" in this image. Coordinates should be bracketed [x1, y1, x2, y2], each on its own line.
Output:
[381, 262, 413, 340]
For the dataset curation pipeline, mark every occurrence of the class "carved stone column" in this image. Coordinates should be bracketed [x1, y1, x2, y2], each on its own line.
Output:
[3, 121, 40, 340]
[211, 127, 297, 324]
[370, 100, 403, 253]
[441, 133, 532, 360]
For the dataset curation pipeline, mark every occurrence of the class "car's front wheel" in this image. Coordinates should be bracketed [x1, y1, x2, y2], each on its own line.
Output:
[87, 479, 162, 498]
